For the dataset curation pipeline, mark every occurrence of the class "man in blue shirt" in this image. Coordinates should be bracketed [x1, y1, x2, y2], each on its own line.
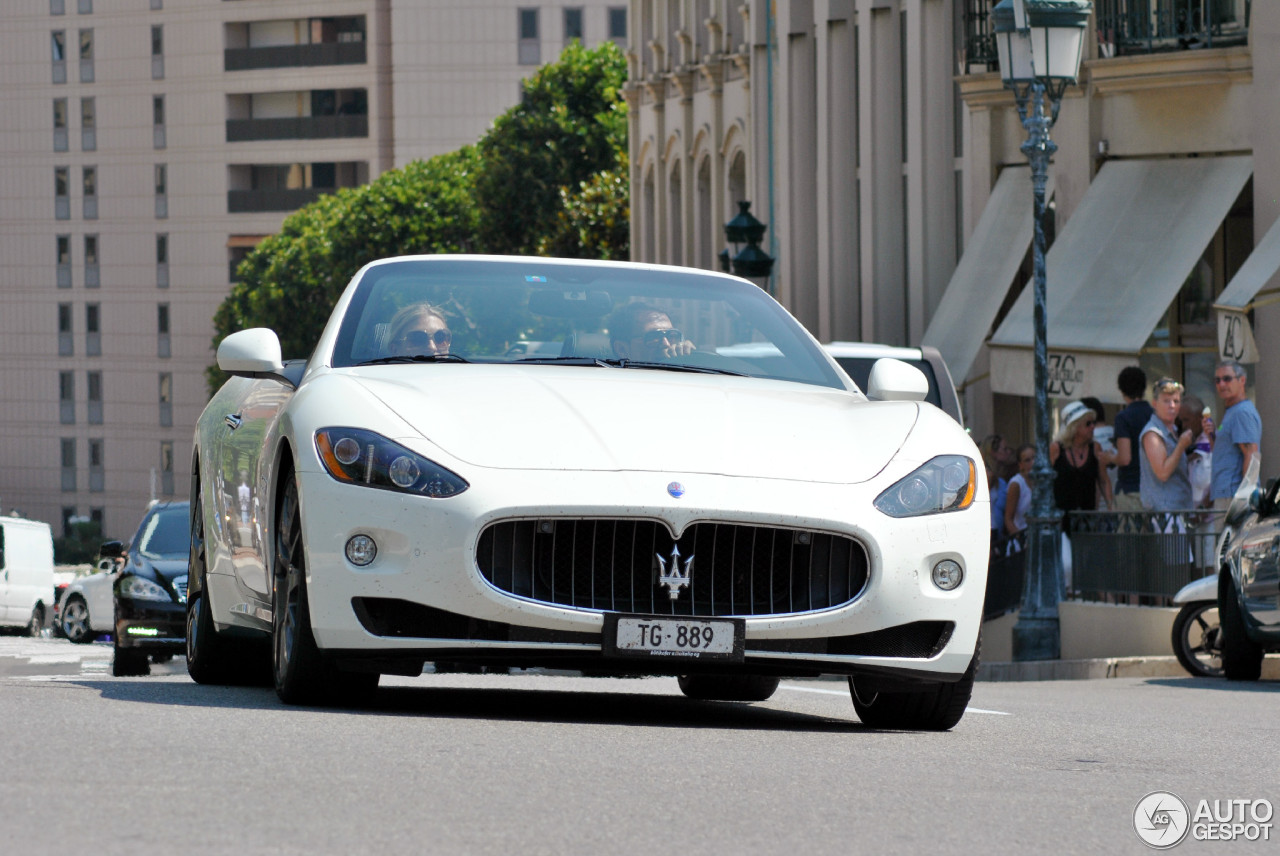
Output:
[1209, 359, 1262, 510]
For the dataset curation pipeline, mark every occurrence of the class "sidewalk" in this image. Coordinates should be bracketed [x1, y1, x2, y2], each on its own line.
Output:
[978, 655, 1280, 682]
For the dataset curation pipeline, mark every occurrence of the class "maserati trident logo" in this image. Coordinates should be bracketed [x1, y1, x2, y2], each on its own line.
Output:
[656, 544, 694, 600]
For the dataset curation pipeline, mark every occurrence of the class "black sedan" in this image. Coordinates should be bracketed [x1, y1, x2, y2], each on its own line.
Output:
[1219, 472, 1280, 680]
[110, 501, 190, 676]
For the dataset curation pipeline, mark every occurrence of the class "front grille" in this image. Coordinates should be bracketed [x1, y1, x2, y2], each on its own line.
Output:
[476, 519, 869, 617]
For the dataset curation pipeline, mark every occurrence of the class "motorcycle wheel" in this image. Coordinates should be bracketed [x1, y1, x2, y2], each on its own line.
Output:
[1170, 601, 1224, 678]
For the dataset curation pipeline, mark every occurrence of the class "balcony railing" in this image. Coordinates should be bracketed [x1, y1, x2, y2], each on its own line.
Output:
[224, 41, 366, 72]
[226, 115, 368, 143]
[228, 187, 327, 213]
[1097, 0, 1250, 56]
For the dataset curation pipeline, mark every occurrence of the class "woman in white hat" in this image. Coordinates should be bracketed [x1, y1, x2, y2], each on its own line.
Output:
[1049, 400, 1113, 527]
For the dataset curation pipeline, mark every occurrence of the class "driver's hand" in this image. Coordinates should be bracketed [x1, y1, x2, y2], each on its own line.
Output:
[663, 340, 697, 358]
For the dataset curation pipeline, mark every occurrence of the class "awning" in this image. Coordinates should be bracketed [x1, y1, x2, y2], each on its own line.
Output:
[1214, 215, 1280, 364]
[922, 166, 1051, 387]
[988, 156, 1253, 402]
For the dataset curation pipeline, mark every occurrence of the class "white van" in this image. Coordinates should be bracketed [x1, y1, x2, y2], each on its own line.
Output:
[0, 518, 56, 635]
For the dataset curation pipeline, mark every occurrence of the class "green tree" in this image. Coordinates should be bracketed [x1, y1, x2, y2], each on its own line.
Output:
[474, 40, 628, 255]
[537, 148, 630, 259]
[53, 519, 104, 565]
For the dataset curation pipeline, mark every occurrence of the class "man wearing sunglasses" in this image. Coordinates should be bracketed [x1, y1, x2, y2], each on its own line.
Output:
[608, 302, 696, 361]
[1209, 358, 1261, 512]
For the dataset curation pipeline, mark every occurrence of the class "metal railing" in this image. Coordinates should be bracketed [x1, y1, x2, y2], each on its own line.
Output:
[1095, 0, 1250, 56]
[987, 509, 1223, 615]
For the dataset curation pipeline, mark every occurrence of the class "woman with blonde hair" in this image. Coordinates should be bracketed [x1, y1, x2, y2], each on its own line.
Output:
[1050, 400, 1113, 528]
[385, 302, 451, 356]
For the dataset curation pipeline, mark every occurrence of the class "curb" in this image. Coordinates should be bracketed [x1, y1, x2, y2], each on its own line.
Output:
[978, 655, 1280, 682]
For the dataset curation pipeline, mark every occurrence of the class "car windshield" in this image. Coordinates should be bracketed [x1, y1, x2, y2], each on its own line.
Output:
[137, 506, 189, 560]
[330, 259, 845, 389]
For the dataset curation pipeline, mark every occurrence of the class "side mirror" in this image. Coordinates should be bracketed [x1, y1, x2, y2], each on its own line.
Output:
[866, 358, 929, 403]
[218, 328, 284, 377]
[99, 540, 124, 559]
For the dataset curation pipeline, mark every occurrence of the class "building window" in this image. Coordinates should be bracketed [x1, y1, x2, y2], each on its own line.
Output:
[151, 25, 164, 80]
[55, 166, 70, 219]
[78, 0, 92, 13]
[60, 508, 76, 538]
[155, 164, 167, 219]
[52, 30, 67, 83]
[80, 97, 95, 151]
[518, 8, 540, 65]
[153, 95, 166, 149]
[51, 1, 65, 16]
[157, 302, 170, 358]
[58, 302, 73, 355]
[85, 302, 100, 356]
[53, 98, 68, 151]
[564, 8, 584, 45]
[84, 234, 99, 288]
[57, 235, 71, 288]
[156, 233, 169, 288]
[159, 372, 172, 427]
[59, 371, 75, 424]
[61, 439, 76, 492]
[160, 441, 175, 496]
[608, 7, 626, 44]
[88, 439, 103, 493]
[78, 28, 93, 83]
[82, 166, 97, 220]
[151, 0, 162, 10]
[87, 370, 102, 424]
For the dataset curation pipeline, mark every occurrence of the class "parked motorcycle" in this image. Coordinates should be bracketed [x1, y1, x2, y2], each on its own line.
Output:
[1169, 457, 1260, 678]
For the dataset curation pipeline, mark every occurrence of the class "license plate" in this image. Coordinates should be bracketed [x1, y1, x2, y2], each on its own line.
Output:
[603, 614, 744, 662]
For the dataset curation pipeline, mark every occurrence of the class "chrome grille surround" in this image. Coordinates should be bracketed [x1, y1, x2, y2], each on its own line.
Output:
[476, 518, 870, 617]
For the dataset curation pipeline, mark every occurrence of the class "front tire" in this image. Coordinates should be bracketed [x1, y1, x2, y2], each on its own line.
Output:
[26, 604, 45, 638]
[60, 596, 96, 644]
[849, 635, 980, 731]
[112, 642, 150, 677]
[1220, 574, 1263, 681]
[677, 674, 780, 702]
[1171, 601, 1224, 678]
[186, 487, 241, 685]
[273, 474, 377, 706]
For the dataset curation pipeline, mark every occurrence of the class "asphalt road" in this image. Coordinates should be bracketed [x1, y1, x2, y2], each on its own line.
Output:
[2, 636, 1276, 856]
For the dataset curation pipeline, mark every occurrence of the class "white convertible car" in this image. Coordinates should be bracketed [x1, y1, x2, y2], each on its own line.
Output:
[190, 255, 988, 729]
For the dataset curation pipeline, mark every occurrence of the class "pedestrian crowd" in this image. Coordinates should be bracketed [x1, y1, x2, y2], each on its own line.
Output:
[980, 360, 1262, 559]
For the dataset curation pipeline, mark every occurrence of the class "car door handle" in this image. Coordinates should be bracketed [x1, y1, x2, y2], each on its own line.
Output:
[224, 413, 243, 430]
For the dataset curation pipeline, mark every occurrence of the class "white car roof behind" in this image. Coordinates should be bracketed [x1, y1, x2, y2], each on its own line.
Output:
[822, 341, 924, 360]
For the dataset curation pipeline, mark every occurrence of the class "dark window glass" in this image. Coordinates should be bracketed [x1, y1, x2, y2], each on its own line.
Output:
[565, 8, 583, 40]
[519, 8, 539, 39]
[85, 303, 99, 333]
[157, 303, 169, 334]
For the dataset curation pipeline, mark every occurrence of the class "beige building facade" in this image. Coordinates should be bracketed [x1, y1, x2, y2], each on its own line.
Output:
[627, 0, 1280, 483]
[0, 0, 626, 539]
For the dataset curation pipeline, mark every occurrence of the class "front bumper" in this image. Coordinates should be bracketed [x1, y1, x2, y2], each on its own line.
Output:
[114, 597, 185, 652]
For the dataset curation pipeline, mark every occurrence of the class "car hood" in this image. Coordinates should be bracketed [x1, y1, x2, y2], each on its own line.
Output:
[350, 366, 916, 484]
[136, 557, 189, 583]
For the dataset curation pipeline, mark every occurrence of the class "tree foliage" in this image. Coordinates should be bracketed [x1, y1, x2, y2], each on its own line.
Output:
[53, 519, 104, 565]
[208, 41, 629, 393]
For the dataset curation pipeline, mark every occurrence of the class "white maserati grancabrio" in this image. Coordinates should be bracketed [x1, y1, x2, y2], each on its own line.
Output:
[189, 255, 989, 729]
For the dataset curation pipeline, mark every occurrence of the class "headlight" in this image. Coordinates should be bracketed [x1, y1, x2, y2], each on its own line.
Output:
[874, 455, 977, 518]
[315, 428, 469, 498]
[116, 575, 172, 602]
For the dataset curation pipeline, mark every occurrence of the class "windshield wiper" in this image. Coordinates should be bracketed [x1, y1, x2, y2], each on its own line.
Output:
[601, 359, 747, 377]
[356, 354, 470, 366]
[515, 356, 610, 366]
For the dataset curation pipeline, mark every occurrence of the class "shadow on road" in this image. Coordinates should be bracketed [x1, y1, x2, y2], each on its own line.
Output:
[64, 677, 867, 732]
[1143, 676, 1280, 693]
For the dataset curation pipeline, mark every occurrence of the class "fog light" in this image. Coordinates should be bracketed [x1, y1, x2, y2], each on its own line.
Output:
[931, 559, 963, 591]
[345, 534, 377, 566]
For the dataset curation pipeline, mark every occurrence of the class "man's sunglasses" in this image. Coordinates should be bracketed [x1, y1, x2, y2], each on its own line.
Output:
[402, 329, 451, 348]
[640, 328, 683, 346]
[1214, 374, 1240, 384]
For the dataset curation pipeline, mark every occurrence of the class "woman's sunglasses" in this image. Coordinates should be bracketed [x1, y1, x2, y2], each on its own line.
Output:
[402, 329, 451, 348]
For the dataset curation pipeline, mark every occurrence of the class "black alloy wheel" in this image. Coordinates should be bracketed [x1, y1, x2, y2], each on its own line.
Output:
[1220, 573, 1263, 681]
[1171, 601, 1225, 678]
[849, 634, 981, 731]
[60, 596, 96, 644]
[273, 474, 377, 706]
[185, 486, 240, 685]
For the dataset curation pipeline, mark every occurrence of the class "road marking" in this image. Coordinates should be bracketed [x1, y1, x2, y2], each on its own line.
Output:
[780, 683, 1011, 715]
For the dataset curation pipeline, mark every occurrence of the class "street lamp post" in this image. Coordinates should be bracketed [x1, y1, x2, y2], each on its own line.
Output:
[720, 201, 775, 286]
[992, 0, 1092, 661]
